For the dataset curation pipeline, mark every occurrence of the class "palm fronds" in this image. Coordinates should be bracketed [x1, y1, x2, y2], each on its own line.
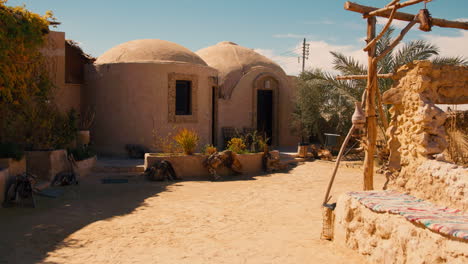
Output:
[330, 51, 367, 75]
[432, 56, 468, 66]
[393, 40, 439, 70]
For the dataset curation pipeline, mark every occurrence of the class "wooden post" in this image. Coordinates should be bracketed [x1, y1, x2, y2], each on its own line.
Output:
[363, 16, 377, 190]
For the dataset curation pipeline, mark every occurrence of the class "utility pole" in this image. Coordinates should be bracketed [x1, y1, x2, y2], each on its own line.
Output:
[301, 38, 310, 73]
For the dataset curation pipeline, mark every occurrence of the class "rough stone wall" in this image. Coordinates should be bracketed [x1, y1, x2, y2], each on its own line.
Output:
[382, 61, 468, 210]
[395, 160, 468, 211]
[334, 194, 468, 264]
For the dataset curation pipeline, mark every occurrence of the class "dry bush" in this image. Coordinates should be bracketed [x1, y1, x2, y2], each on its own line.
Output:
[173, 128, 199, 155]
[445, 110, 468, 166]
[152, 123, 181, 154]
[203, 144, 217, 155]
[227, 137, 247, 154]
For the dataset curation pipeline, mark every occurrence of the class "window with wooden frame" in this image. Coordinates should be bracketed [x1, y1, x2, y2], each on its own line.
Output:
[175, 80, 192, 115]
[168, 73, 198, 123]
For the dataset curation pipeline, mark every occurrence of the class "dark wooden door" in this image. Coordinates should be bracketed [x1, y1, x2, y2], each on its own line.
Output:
[257, 90, 273, 145]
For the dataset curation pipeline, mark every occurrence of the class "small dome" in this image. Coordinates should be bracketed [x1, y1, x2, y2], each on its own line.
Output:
[96, 39, 208, 66]
[196, 41, 286, 98]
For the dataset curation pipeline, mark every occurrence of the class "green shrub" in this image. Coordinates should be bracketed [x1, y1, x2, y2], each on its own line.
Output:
[0, 142, 24, 161]
[68, 145, 96, 161]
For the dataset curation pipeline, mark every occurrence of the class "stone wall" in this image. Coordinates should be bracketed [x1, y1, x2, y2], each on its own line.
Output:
[334, 193, 468, 264]
[382, 61, 468, 210]
[391, 159, 467, 211]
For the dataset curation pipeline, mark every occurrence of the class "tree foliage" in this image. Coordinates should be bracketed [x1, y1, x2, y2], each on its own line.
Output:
[0, 0, 55, 103]
[0, 1, 77, 151]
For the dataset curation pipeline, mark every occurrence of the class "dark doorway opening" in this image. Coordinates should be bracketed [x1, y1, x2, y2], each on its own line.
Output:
[257, 90, 273, 145]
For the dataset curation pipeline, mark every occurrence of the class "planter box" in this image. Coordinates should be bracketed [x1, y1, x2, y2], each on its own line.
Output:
[144, 153, 264, 180]
[0, 168, 13, 207]
[74, 156, 97, 179]
[26, 150, 69, 181]
[0, 157, 26, 177]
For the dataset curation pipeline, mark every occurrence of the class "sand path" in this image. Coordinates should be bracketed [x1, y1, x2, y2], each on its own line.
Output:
[0, 160, 384, 264]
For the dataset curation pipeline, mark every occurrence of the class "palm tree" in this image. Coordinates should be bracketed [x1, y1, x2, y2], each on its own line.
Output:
[294, 26, 467, 139]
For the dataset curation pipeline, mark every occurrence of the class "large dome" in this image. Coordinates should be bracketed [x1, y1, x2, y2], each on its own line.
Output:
[196, 41, 286, 98]
[95, 39, 208, 66]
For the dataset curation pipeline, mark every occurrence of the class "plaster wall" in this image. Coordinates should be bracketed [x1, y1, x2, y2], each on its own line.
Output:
[0, 157, 26, 177]
[84, 63, 217, 156]
[144, 153, 263, 179]
[41, 31, 83, 113]
[26, 149, 68, 181]
[217, 67, 298, 148]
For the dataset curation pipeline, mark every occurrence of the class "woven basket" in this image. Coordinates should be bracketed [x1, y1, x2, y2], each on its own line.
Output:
[321, 206, 335, 240]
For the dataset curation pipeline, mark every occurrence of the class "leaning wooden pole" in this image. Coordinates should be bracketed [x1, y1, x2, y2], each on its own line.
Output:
[363, 16, 377, 190]
[323, 125, 356, 205]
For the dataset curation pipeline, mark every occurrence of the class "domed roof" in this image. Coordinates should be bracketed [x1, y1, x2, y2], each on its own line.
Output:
[95, 39, 208, 66]
[196, 41, 286, 98]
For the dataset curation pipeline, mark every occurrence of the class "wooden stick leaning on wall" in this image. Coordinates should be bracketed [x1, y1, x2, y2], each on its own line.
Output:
[323, 125, 356, 205]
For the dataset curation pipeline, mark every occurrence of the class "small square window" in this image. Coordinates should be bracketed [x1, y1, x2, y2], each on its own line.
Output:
[176, 80, 192, 115]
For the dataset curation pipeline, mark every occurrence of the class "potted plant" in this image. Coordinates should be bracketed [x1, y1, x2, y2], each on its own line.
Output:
[78, 107, 95, 146]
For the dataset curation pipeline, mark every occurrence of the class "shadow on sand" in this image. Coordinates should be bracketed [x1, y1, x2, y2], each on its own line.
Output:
[0, 175, 170, 264]
[0, 161, 299, 263]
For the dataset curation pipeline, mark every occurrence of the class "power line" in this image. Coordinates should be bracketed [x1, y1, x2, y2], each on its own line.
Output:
[278, 47, 302, 56]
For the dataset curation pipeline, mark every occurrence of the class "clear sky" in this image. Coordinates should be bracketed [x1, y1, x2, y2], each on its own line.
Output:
[6, 0, 468, 75]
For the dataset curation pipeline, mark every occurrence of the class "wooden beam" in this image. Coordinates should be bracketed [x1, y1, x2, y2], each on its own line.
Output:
[336, 73, 393, 80]
[385, 0, 400, 8]
[363, 16, 377, 191]
[364, 5, 398, 51]
[374, 16, 418, 62]
[344, 1, 468, 30]
[364, 0, 425, 18]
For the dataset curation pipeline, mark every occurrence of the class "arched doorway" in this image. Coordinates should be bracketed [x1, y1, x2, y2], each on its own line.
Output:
[253, 75, 279, 146]
[257, 89, 273, 144]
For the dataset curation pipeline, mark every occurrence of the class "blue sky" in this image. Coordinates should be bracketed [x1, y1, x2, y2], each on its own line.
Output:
[6, 0, 468, 75]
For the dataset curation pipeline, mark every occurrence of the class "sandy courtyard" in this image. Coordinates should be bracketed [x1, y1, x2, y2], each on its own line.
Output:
[0, 161, 384, 264]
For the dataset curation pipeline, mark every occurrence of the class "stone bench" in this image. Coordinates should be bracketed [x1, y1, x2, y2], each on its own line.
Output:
[334, 190, 468, 264]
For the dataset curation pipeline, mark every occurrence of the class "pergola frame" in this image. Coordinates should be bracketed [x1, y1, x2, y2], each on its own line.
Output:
[338, 0, 468, 191]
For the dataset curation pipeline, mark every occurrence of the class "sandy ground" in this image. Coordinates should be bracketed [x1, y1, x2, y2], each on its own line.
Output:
[0, 160, 385, 264]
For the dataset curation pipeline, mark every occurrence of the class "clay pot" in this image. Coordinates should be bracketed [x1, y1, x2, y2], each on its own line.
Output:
[352, 102, 366, 129]
[77, 130, 90, 145]
[297, 143, 309, 158]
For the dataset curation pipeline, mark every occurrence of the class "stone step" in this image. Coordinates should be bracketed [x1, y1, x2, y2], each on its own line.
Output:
[34, 179, 52, 191]
[93, 158, 145, 173]
[93, 165, 145, 173]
